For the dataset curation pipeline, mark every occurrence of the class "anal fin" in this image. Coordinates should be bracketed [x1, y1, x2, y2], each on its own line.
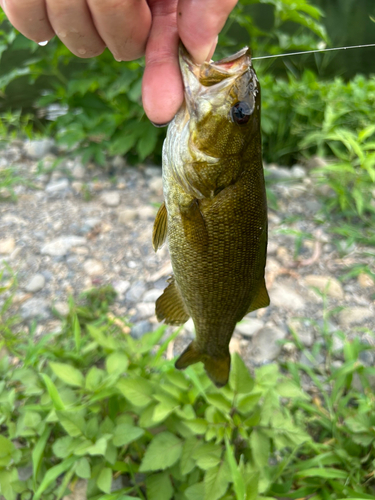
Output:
[175, 341, 230, 388]
[246, 279, 270, 313]
[152, 201, 167, 252]
[156, 276, 190, 325]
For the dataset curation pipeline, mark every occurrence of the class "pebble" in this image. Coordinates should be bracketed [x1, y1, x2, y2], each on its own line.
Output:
[112, 280, 131, 296]
[131, 320, 152, 339]
[134, 302, 155, 320]
[72, 181, 83, 193]
[358, 273, 374, 288]
[125, 281, 147, 302]
[142, 288, 162, 303]
[83, 259, 104, 276]
[250, 324, 287, 363]
[149, 177, 163, 194]
[266, 165, 293, 181]
[304, 275, 344, 300]
[117, 208, 138, 224]
[41, 236, 87, 256]
[45, 178, 70, 194]
[288, 319, 314, 347]
[24, 273, 45, 293]
[138, 206, 155, 219]
[72, 160, 86, 179]
[24, 138, 54, 160]
[291, 165, 306, 179]
[100, 191, 120, 207]
[53, 301, 70, 317]
[111, 155, 126, 170]
[269, 283, 306, 311]
[299, 351, 325, 368]
[20, 298, 50, 321]
[337, 307, 374, 328]
[235, 318, 264, 337]
[0, 237, 16, 254]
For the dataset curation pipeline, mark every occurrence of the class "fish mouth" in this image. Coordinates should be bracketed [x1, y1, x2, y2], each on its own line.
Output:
[179, 44, 251, 87]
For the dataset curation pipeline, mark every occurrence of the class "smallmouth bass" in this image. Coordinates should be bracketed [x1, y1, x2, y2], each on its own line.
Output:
[152, 45, 270, 387]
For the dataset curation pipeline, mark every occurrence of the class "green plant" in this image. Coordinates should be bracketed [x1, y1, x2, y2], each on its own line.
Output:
[1, 282, 375, 499]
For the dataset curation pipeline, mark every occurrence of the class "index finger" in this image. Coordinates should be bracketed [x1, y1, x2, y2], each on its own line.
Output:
[178, 0, 238, 64]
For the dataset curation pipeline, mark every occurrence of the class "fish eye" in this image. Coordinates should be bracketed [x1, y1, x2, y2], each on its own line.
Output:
[230, 101, 252, 125]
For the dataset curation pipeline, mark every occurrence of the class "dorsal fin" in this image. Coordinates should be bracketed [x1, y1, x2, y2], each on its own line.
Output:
[155, 276, 190, 325]
[152, 202, 168, 252]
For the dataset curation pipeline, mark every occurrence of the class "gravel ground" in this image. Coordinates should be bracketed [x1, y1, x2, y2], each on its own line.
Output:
[1, 138, 374, 372]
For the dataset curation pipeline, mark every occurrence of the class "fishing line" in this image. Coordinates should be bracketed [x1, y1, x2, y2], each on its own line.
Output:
[252, 43, 375, 60]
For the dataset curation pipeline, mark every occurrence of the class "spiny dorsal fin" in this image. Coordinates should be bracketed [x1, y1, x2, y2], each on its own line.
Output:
[175, 341, 230, 388]
[179, 199, 208, 251]
[246, 279, 270, 313]
[155, 276, 190, 325]
[152, 202, 168, 252]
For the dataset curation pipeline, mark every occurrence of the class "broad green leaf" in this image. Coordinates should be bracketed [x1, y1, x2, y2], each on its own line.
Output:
[204, 461, 230, 500]
[237, 392, 262, 414]
[0, 470, 17, 500]
[49, 361, 84, 387]
[117, 377, 154, 407]
[40, 373, 65, 410]
[146, 472, 173, 500]
[206, 393, 231, 413]
[97, 467, 112, 494]
[0, 436, 14, 467]
[230, 354, 254, 394]
[52, 436, 74, 458]
[180, 437, 202, 475]
[184, 419, 208, 435]
[76, 457, 91, 479]
[106, 351, 129, 374]
[56, 410, 85, 437]
[139, 432, 182, 472]
[185, 482, 205, 500]
[33, 457, 76, 500]
[85, 366, 105, 392]
[250, 430, 270, 469]
[225, 437, 245, 500]
[277, 380, 309, 399]
[112, 423, 144, 447]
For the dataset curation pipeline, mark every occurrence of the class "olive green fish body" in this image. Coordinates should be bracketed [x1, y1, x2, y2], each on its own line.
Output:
[153, 46, 269, 387]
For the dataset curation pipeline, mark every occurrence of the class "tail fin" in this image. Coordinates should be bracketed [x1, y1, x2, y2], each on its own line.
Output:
[175, 341, 231, 388]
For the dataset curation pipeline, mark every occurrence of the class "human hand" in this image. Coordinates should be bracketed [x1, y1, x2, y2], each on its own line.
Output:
[0, 0, 238, 124]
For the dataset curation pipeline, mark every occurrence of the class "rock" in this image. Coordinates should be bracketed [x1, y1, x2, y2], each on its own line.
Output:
[63, 479, 87, 500]
[183, 318, 195, 336]
[83, 259, 104, 276]
[250, 325, 287, 363]
[0, 237, 16, 254]
[304, 275, 344, 300]
[138, 205, 155, 220]
[100, 191, 120, 207]
[45, 178, 70, 194]
[24, 138, 54, 160]
[235, 318, 264, 338]
[134, 302, 155, 320]
[299, 351, 325, 368]
[72, 160, 86, 179]
[291, 165, 306, 179]
[276, 246, 293, 266]
[359, 349, 374, 366]
[142, 288, 162, 303]
[229, 336, 242, 355]
[288, 319, 314, 347]
[118, 208, 138, 224]
[41, 236, 87, 256]
[72, 181, 83, 193]
[266, 240, 278, 255]
[20, 298, 50, 321]
[358, 273, 374, 288]
[131, 320, 152, 339]
[337, 307, 374, 328]
[269, 283, 306, 311]
[54, 301, 70, 317]
[145, 166, 161, 177]
[265, 165, 293, 181]
[24, 273, 45, 293]
[126, 281, 147, 302]
[112, 280, 130, 295]
[112, 155, 126, 169]
[306, 156, 328, 170]
[149, 177, 163, 194]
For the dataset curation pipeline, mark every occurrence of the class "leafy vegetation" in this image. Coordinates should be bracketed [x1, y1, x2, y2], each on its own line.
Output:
[1, 280, 375, 500]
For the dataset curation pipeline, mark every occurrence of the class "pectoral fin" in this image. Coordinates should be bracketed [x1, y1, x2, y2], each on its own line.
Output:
[152, 202, 168, 252]
[247, 279, 270, 313]
[179, 199, 208, 250]
[156, 276, 190, 325]
[175, 341, 230, 388]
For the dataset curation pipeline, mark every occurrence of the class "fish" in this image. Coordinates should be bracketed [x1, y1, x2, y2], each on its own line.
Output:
[152, 45, 270, 388]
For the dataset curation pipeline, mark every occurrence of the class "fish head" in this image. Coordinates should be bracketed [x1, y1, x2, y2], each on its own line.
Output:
[177, 45, 260, 158]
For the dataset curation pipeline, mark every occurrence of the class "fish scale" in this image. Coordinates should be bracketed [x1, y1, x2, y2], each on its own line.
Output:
[152, 45, 270, 387]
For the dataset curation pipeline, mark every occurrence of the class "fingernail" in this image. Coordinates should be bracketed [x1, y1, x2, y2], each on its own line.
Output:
[192, 37, 217, 64]
[150, 121, 171, 128]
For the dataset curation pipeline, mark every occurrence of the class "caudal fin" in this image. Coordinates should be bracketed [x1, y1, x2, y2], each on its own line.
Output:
[175, 341, 231, 388]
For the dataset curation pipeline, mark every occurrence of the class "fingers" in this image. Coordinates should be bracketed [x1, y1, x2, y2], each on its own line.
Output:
[0, 0, 55, 43]
[178, 0, 238, 63]
[87, 0, 151, 61]
[46, 0, 105, 57]
[142, 0, 183, 125]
